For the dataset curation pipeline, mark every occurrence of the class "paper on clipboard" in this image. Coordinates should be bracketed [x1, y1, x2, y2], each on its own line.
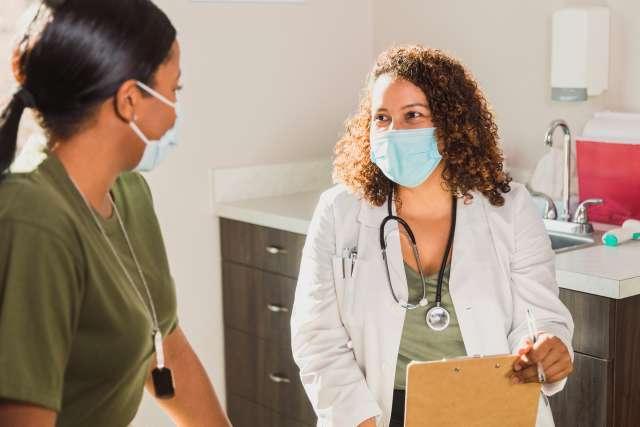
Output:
[405, 354, 542, 427]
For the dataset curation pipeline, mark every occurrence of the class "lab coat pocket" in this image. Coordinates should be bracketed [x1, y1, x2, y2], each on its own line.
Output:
[331, 256, 349, 320]
[331, 255, 365, 328]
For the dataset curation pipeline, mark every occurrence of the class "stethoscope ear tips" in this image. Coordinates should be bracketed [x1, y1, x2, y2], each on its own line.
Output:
[419, 298, 429, 307]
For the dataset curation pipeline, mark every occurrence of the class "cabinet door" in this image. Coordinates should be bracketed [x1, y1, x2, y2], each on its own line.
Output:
[227, 394, 312, 427]
[558, 289, 615, 359]
[549, 352, 612, 427]
[222, 261, 296, 345]
[225, 328, 316, 425]
[220, 218, 305, 278]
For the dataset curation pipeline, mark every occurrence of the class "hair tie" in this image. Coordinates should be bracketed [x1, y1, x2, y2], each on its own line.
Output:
[15, 87, 37, 109]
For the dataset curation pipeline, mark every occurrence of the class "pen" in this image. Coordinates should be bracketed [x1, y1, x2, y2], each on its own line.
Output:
[341, 248, 350, 279]
[350, 248, 358, 276]
[526, 308, 546, 383]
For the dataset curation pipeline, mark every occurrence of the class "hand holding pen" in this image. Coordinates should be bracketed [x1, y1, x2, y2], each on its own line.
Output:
[510, 308, 574, 385]
[526, 308, 546, 383]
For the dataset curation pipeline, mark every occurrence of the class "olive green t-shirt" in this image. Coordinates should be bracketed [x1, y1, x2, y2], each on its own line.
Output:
[0, 154, 178, 426]
[394, 263, 466, 390]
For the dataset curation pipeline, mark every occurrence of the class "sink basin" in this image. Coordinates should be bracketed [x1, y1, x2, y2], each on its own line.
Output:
[543, 219, 599, 253]
[548, 232, 596, 253]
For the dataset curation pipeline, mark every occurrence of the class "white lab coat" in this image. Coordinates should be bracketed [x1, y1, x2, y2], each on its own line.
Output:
[291, 182, 574, 427]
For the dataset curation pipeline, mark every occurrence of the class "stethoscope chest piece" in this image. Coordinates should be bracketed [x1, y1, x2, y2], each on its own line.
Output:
[426, 305, 451, 331]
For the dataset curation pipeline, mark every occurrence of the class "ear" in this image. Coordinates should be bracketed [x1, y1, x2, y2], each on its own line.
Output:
[114, 80, 142, 123]
[11, 48, 26, 85]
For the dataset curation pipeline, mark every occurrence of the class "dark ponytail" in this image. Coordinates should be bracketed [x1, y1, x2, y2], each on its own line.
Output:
[0, 89, 36, 174]
[0, 0, 176, 177]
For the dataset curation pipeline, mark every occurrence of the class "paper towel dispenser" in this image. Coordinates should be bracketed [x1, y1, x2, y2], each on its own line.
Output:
[551, 6, 610, 102]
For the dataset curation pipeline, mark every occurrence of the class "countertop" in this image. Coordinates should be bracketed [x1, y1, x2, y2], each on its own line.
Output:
[216, 190, 640, 300]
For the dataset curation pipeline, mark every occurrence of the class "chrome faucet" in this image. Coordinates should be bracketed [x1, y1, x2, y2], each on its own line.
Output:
[572, 198, 604, 234]
[526, 184, 558, 220]
[544, 119, 572, 221]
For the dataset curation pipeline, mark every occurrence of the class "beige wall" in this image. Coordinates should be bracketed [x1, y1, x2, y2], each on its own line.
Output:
[606, 0, 640, 112]
[372, 0, 639, 181]
[137, 0, 373, 425]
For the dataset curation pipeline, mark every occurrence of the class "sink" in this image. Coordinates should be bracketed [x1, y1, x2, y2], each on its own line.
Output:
[543, 219, 599, 253]
[548, 232, 596, 253]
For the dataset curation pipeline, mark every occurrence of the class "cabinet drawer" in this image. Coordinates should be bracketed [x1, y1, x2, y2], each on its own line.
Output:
[222, 261, 296, 344]
[225, 328, 315, 424]
[220, 218, 305, 278]
[549, 352, 613, 427]
[228, 394, 313, 427]
[559, 289, 614, 359]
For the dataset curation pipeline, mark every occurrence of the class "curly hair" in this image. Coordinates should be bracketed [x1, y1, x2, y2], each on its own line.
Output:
[333, 45, 512, 207]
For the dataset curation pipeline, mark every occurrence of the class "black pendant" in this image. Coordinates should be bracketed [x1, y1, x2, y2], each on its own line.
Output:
[152, 367, 175, 399]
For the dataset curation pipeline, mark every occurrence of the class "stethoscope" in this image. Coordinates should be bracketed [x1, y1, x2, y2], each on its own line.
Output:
[379, 186, 457, 331]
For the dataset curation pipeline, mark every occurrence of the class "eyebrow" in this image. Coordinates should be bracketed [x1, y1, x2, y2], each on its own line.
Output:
[402, 103, 429, 109]
[375, 103, 429, 112]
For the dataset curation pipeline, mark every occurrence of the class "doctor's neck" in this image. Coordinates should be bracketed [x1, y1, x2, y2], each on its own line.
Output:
[395, 161, 452, 220]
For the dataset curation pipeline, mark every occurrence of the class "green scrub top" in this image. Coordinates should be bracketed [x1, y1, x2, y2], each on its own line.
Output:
[0, 154, 178, 426]
[394, 262, 467, 390]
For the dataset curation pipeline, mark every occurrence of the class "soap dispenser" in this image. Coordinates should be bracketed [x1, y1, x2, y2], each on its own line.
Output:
[550, 6, 610, 102]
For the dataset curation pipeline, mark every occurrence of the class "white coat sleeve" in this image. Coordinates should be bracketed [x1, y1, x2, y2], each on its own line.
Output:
[291, 192, 382, 426]
[506, 187, 575, 396]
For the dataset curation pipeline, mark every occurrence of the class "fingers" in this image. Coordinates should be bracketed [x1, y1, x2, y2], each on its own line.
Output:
[542, 359, 573, 383]
[511, 335, 574, 384]
[528, 338, 553, 365]
[512, 340, 533, 372]
[511, 365, 539, 384]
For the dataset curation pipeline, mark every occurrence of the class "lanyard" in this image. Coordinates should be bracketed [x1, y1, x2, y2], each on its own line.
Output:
[70, 177, 175, 398]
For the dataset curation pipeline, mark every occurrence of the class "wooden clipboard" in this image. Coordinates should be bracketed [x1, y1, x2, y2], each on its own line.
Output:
[405, 354, 541, 427]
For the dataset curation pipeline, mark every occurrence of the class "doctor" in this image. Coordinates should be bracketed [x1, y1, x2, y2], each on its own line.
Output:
[291, 45, 574, 427]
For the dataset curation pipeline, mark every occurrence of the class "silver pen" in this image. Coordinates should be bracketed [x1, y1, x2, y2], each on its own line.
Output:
[349, 248, 358, 276]
[526, 308, 546, 383]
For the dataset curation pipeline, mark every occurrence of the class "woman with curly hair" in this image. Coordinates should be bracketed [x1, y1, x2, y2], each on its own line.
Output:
[291, 45, 574, 427]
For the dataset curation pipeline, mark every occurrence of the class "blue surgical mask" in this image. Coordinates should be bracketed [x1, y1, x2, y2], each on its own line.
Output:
[129, 81, 179, 172]
[370, 127, 442, 188]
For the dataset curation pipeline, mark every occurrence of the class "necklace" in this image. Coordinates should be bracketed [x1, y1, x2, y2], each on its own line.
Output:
[70, 178, 175, 399]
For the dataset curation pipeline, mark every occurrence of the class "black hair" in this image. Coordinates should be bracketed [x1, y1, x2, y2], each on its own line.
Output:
[0, 0, 177, 177]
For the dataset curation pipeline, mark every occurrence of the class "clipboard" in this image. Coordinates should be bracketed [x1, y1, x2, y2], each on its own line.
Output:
[405, 354, 542, 427]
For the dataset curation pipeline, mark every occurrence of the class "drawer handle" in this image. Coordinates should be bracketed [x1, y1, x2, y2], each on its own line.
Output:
[267, 304, 290, 313]
[269, 373, 291, 384]
[265, 245, 287, 255]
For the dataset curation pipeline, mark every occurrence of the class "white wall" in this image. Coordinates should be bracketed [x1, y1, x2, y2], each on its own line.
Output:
[136, 0, 373, 425]
[0, 0, 40, 148]
[606, 0, 640, 112]
[372, 0, 640, 181]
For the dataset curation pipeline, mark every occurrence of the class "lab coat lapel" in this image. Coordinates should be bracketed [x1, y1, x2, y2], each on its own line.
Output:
[449, 194, 508, 356]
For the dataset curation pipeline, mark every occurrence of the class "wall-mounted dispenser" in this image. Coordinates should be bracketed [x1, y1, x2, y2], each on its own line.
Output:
[551, 6, 610, 102]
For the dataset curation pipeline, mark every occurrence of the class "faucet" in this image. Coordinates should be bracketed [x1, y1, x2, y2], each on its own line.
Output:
[544, 119, 572, 221]
[540, 120, 606, 236]
[572, 198, 604, 234]
[525, 184, 558, 220]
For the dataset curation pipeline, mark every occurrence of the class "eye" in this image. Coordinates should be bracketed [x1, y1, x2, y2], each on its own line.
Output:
[373, 114, 389, 123]
[406, 111, 423, 120]
[175, 84, 184, 92]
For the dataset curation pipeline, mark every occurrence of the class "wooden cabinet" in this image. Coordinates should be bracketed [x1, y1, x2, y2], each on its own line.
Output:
[221, 217, 640, 427]
[221, 218, 315, 426]
[549, 289, 640, 427]
[549, 352, 612, 427]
